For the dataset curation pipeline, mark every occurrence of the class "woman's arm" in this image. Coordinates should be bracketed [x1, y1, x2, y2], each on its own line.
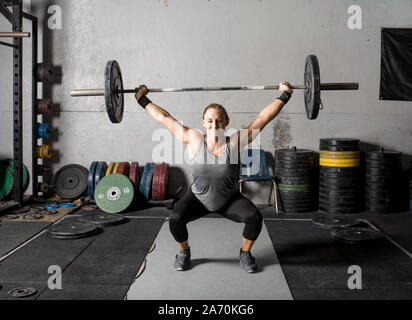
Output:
[135, 85, 202, 145]
[230, 81, 293, 151]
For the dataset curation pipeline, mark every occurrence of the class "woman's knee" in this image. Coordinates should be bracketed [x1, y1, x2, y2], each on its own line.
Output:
[244, 208, 263, 225]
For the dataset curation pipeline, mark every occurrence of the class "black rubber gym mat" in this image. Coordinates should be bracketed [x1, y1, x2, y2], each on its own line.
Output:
[0, 217, 165, 300]
[0, 221, 51, 258]
[265, 219, 412, 300]
[367, 212, 412, 254]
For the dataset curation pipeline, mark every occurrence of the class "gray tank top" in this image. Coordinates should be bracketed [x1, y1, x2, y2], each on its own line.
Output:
[189, 135, 240, 212]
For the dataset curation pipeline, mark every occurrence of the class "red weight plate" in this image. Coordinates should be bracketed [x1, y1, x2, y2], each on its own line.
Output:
[117, 162, 130, 176]
[157, 163, 169, 201]
[152, 164, 161, 200]
[160, 163, 169, 200]
[129, 162, 142, 190]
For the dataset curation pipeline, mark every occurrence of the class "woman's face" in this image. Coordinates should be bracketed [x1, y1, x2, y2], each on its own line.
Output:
[201, 109, 229, 137]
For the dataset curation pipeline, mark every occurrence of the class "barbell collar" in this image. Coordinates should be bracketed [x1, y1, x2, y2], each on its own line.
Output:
[70, 82, 359, 97]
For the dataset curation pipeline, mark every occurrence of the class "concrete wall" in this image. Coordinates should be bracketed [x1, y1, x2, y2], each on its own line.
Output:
[1, 0, 412, 204]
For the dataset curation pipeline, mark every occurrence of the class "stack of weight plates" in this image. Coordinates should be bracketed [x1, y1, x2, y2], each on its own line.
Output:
[275, 148, 315, 213]
[319, 138, 362, 214]
[365, 149, 402, 214]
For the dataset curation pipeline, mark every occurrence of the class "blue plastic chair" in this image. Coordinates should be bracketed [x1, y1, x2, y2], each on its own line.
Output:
[239, 149, 279, 213]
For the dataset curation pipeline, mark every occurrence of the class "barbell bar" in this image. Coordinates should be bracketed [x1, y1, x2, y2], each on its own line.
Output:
[0, 32, 31, 38]
[70, 55, 359, 123]
[71, 83, 358, 97]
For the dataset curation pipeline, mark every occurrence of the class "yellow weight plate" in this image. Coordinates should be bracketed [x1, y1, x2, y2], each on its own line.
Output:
[320, 158, 360, 167]
[113, 162, 120, 174]
[106, 162, 116, 176]
[320, 151, 360, 160]
[35, 145, 52, 159]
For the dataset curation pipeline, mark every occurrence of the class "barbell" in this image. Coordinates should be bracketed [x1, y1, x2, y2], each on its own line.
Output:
[70, 55, 359, 123]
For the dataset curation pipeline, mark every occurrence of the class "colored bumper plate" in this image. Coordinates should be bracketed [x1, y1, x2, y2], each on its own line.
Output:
[94, 174, 134, 214]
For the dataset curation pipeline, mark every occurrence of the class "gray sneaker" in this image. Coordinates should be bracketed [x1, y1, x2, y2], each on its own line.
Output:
[239, 249, 257, 273]
[173, 248, 191, 271]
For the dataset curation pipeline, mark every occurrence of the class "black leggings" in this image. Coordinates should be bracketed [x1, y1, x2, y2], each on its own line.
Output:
[169, 189, 263, 243]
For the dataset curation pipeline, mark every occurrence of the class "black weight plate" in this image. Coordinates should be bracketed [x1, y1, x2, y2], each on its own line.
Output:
[105, 60, 124, 123]
[319, 166, 360, 174]
[276, 172, 313, 179]
[275, 158, 314, 165]
[365, 167, 399, 176]
[319, 204, 362, 213]
[94, 161, 108, 191]
[365, 181, 397, 189]
[320, 176, 360, 183]
[365, 159, 401, 168]
[275, 149, 314, 159]
[278, 177, 313, 185]
[279, 193, 314, 200]
[319, 199, 362, 208]
[319, 194, 359, 202]
[275, 167, 313, 174]
[279, 198, 314, 205]
[88, 161, 98, 199]
[320, 145, 360, 152]
[319, 188, 361, 197]
[320, 171, 360, 178]
[47, 221, 101, 240]
[366, 208, 396, 214]
[365, 190, 395, 197]
[366, 151, 401, 160]
[319, 183, 360, 191]
[365, 174, 398, 182]
[320, 138, 360, 147]
[53, 164, 89, 200]
[78, 212, 127, 227]
[278, 206, 314, 213]
[330, 227, 384, 244]
[8, 287, 37, 298]
[312, 216, 361, 231]
[304, 55, 321, 120]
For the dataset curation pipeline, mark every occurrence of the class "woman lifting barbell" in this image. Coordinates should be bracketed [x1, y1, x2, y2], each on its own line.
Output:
[135, 81, 293, 273]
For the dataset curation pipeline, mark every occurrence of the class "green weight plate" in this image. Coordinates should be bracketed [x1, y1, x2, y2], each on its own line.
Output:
[0, 164, 14, 200]
[1, 159, 30, 193]
[94, 174, 135, 214]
